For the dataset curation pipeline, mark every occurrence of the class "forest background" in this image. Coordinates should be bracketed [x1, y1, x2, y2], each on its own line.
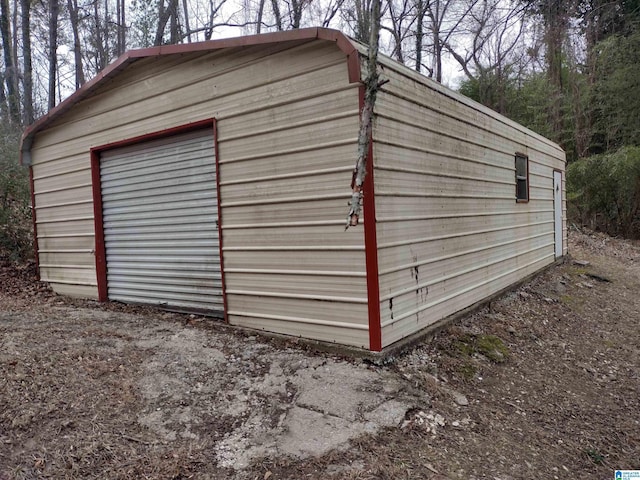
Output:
[1, 0, 639, 261]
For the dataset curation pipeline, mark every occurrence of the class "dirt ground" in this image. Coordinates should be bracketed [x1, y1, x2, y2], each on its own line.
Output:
[0, 228, 638, 479]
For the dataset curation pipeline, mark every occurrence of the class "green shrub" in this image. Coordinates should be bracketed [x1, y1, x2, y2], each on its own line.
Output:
[567, 146, 640, 238]
[0, 123, 33, 261]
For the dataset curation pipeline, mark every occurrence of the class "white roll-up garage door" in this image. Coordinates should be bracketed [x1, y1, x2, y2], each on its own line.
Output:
[100, 130, 223, 314]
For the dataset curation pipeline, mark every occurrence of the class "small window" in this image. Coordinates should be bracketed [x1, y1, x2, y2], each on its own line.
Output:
[515, 153, 529, 202]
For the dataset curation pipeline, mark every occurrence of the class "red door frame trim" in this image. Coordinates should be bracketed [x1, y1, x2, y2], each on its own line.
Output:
[360, 87, 382, 352]
[212, 120, 229, 323]
[28, 167, 41, 280]
[89, 119, 225, 309]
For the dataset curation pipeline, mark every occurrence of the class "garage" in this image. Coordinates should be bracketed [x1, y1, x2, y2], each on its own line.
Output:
[20, 28, 566, 352]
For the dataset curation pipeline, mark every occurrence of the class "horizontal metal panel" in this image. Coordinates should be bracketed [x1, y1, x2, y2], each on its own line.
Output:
[104, 251, 221, 263]
[221, 170, 352, 204]
[218, 86, 358, 141]
[40, 266, 97, 285]
[36, 218, 95, 236]
[39, 251, 95, 267]
[375, 194, 553, 219]
[376, 95, 562, 166]
[226, 294, 368, 325]
[34, 168, 91, 193]
[101, 239, 217, 249]
[222, 202, 348, 226]
[103, 205, 217, 223]
[102, 180, 216, 203]
[47, 282, 99, 299]
[101, 162, 216, 190]
[101, 190, 216, 211]
[220, 142, 355, 182]
[102, 130, 222, 313]
[36, 202, 94, 222]
[381, 255, 553, 347]
[222, 224, 363, 248]
[219, 115, 358, 165]
[228, 315, 369, 348]
[376, 65, 564, 160]
[107, 262, 219, 273]
[376, 211, 552, 246]
[102, 214, 217, 229]
[373, 142, 514, 179]
[224, 272, 367, 297]
[379, 235, 554, 298]
[109, 281, 221, 295]
[374, 167, 515, 199]
[223, 250, 365, 272]
[35, 185, 93, 207]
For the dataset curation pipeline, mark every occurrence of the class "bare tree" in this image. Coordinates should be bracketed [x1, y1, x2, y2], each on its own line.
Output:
[154, 0, 181, 45]
[48, 0, 59, 109]
[115, 0, 126, 54]
[0, 0, 20, 122]
[342, 0, 374, 42]
[21, 0, 33, 123]
[67, 0, 85, 89]
[383, 0, 414, 64]
[270, 0, 283, 30]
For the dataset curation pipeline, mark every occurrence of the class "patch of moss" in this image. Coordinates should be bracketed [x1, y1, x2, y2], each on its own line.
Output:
[585, 448, 605, 465]
[444, 333, 509, 364]
[475, 334, 509, 363]
[457, 361, 477, 381]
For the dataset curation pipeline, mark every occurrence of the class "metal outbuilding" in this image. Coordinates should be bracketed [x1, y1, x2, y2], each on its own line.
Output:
[20, 28, 566, 352]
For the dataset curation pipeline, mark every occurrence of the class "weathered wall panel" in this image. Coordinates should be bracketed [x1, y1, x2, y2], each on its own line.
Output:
[29, 39, 368, 347]
[373, 58, 566, 349]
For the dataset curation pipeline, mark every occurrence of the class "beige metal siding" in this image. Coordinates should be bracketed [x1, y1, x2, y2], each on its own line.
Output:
[373, 59, 567, 348]
[30, 39, 368, 347]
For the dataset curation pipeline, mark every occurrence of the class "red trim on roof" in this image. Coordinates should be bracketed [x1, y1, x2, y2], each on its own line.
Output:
[20, 28, 362, 164]
[360, 86, 382, 352]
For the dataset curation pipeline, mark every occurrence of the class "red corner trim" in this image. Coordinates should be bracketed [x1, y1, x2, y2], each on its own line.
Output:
[28, 167, 40, 280]
[360, 87, 382, 352]
[90, 119, 216, 303]
[90, 149, 108, 301]
[213, 119, 229, 323]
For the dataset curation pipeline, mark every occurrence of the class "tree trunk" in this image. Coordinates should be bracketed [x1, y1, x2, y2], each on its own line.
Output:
[432, 0, 442, 82]
[415, 0, 424, 72]
[256, 0, 266, 33]
[20, 0, 33, 124]
[94, 0, 107, 69]
[347, 0, 381, 227]
[0, 0, 20, 123]
[271, 0, 283, 30]
[155, 1, 171, 45]
[48, 0, 59, 110]
[67, 0, 85, 89]
[169, 0, 179, 43]
[182, 0, 191, 41]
